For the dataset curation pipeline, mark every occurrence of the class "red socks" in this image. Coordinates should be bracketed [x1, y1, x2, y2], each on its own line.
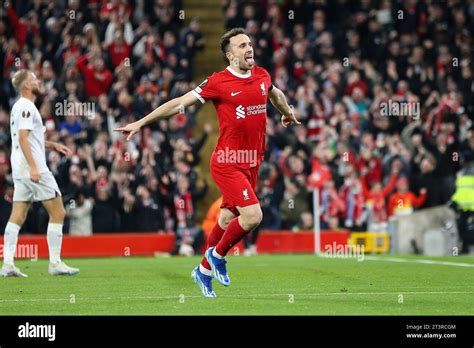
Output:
[200, 222, 226, 270]
[200, 218, 250, 270]
[215, 218, 248, 257]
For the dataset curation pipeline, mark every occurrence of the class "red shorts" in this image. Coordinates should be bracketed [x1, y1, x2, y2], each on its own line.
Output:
[210, 160, 259, 216]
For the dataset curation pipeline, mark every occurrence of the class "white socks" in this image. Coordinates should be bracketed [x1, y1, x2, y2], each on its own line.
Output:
[3, 222, 63, 266]
[212, 248, 224, 259]
[47, 223, 63, 264]
[3, 222, 21, 266]
[199, 264, 212, 276]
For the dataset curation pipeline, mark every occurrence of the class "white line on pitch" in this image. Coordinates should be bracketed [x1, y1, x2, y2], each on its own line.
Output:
[1, 291, 472, 303]
[363, 256, 474, 267]
[264, 291, 474, 297]
[0, 295, 201, 303]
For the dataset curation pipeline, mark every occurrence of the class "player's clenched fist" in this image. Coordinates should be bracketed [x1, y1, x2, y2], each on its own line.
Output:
[113, 121, 142, 141]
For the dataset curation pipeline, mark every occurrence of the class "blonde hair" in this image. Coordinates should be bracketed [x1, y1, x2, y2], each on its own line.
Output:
[11, 69, 31, 92]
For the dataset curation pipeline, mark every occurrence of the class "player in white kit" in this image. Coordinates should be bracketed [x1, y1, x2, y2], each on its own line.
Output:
[1, 70, 79, 277]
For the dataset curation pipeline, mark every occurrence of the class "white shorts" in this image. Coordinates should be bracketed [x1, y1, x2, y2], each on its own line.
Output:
[13, 171, 62, 202]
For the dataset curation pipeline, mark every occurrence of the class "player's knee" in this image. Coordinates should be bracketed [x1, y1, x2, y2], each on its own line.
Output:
[218, 218, 228, 230]
[9, 216, 24, 226]
[9, 211, 27, 226]
[218, 209, 235, 229]
[242, 208, 263, 230]
[50, 206, 66, 223]
[218, 214, 233, 229]
[58, 207, 66, 221]
[21, 212, 28, 225]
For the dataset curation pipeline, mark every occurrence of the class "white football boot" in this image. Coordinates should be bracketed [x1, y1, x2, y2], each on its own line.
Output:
[49, 262, 80, 276]
[0, 264, 28, 277]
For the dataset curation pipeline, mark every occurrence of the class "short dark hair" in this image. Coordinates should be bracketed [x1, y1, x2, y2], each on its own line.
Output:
[220, 27, 247, 62]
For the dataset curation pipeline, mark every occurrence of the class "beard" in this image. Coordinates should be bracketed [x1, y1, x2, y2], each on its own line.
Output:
[239, 59, 254, 71]
[31, 86, 42, 96]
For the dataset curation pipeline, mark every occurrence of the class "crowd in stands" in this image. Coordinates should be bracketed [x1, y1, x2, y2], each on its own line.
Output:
[223, 0, 473, 232]
[0, 0, 473, 242]
[0, 0, 208, 246]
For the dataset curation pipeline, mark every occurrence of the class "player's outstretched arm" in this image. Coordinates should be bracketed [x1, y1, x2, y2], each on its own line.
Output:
[113, 91, 199, 141]
[268, 86, 301, 128]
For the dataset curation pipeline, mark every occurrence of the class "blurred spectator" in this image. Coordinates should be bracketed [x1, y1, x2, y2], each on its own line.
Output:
[388, 177, 427, 218]
[92, 187, 120, 233]
[279, 177, 308, 230]
[132, 185, 164, 231]
[76, 51, 113, 98]
[170, 175, 206, 255]
[0, 180, 13, 231]
[67, 191, 93, 236]
[201, 196, 222, 238]
[361, 166, 398, 232]
[450, 164, 474, 254]
[340, 171, 366, 231]
[320, 178, 345, 230]
[107, 29, 131, 68]
[295, 211, 314, 231]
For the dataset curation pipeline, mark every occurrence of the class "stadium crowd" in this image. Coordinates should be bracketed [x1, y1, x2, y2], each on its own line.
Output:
[0, 0, 209, 250]
[224, 0, 473, 233]
[0, 0, 473, 245]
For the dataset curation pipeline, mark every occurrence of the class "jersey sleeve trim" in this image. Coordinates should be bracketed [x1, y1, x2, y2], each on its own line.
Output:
[191, 90, 205, 104]
[17, 123, 33, 131]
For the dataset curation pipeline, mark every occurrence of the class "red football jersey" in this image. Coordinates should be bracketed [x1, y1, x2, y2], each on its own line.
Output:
[192, 65, 273, 169]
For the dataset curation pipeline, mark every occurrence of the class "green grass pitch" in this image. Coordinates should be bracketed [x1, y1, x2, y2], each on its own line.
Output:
[1, 254, 473, 315]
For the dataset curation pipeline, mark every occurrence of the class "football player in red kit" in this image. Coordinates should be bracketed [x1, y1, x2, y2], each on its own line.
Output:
[114, 28, 299, 297]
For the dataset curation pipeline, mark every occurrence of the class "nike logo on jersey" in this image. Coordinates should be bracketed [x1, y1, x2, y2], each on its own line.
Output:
[235, 104, 267, 119]
[231, 91, 242, 96]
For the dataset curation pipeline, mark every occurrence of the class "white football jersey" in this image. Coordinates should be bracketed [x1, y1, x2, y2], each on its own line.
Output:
[10, 97, 49, 179]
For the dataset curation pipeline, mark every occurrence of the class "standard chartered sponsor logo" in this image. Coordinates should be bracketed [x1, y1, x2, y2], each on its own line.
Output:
[235, 104, 266, 119]
[236, 105, 246, 119]
[246, 104, 266, 115]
